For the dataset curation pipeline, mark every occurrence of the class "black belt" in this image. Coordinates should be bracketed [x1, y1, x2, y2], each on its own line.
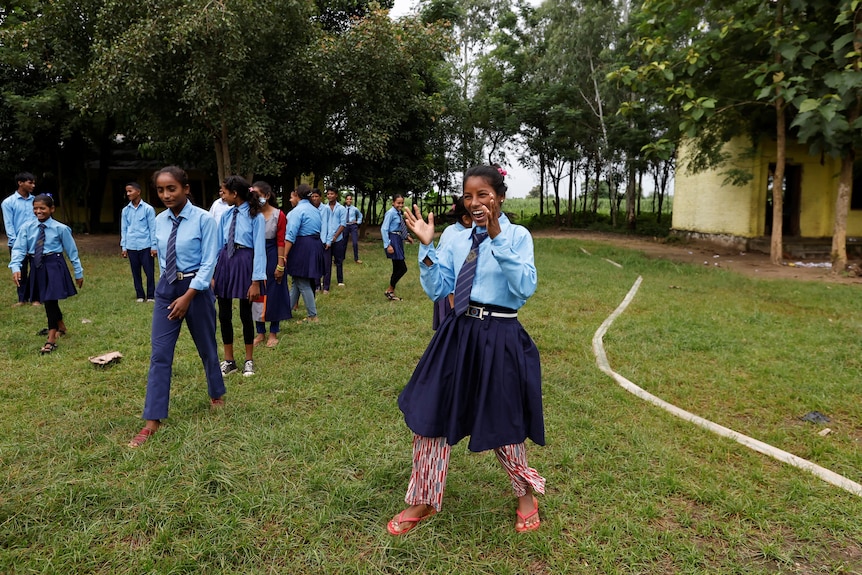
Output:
[233, 244, 250, 250]
[465, 304, 518, 319]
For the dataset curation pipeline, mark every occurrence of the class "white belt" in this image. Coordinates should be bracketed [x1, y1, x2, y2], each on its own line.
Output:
[465, 304, 518, 320]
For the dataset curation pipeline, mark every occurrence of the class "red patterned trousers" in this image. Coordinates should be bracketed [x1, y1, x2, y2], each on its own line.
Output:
[404, 434, 546, 511]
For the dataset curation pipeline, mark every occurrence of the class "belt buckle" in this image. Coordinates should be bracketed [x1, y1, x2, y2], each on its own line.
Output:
[176, 272, 187, 280]
[466, 305, 485, 320]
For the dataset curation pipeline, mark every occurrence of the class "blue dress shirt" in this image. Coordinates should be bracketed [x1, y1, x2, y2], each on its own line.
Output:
[9, 217, 83, 279]
[381, 207, 405, 249]
[1, 191, 36, 247]
[120, 200, 157, 251]
[155, 201, 219, 292]
[345, 205, 363, 226]
[323, 203, 347, 243]
[218, 203, 266, 281]
[417, 214, 537, 311]
[285, 200, 323, 243]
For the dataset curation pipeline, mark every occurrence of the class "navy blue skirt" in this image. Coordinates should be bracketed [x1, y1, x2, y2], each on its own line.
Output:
[398, 309, 545, 452]
[385, 232, 405, 260]
[287, 234, 325, 279]
[432, 295, 452, 330]
[260, 238, 292, 322]
[213, 246, 266, 299]
[29, 254, 77, 301]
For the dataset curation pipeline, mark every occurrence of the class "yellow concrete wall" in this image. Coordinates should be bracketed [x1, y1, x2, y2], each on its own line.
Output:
[672, 138, 759, 237]
[673, 137, 862, 238]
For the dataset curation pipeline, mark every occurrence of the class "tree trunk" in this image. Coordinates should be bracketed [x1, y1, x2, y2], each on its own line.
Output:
[626, 161, 636, 230]
[539, 154, 545, 216]
[770, 0, 786, 266]
[831, 152, 854, 271]
[771, 100, 786, 266]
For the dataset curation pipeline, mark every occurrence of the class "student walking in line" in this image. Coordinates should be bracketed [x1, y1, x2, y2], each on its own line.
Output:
[381, 193, 413, 301]
[285, 184, 325, 324]
[250, 181, 291, 348]
[388, 165, 545, 536]
[9, 194, 83, 354]
[120, 182, 157, 302]
[321, 186, 347, 292]
[128, 166, 225, 448]
[2, 171, 38, 306]
[212, 176, 267, 377]
[344, 194, 363, 264]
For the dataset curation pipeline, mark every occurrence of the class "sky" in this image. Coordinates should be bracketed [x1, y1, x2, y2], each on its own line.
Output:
[388, 0, 539, 198]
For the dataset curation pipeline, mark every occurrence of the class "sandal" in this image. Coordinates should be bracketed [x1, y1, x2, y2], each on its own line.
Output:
[384, 291, 402, 301]
[515, 496, 540, 533]
[128, 427, 156, 448]
[40, 342, 58, 355]
[387, 507, 437, 536]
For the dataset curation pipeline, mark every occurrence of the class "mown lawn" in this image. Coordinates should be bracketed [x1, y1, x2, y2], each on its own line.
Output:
[0, 235, 860, 574]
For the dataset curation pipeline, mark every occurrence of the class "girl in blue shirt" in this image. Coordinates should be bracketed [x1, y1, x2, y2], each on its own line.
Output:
[212, 176, 267, 377]
[284, 184, 325, 323]
[9, 194, 83, 354]
[381, 194, 413, 301]
[388, 165, 545, 536]
[128, 166, 225, 448]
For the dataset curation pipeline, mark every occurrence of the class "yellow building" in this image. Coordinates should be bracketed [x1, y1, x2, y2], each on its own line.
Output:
[673, 137, 862, 254]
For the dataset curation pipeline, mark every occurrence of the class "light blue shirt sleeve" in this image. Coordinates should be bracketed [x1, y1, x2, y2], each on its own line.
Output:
[381, 208, 398, 249]
[418, 215, 536, 310]
[2, 193, 36, 247]
[8, 218, 83, 278]
[156, 203, 219, 292]
[251, 212, 267, 281]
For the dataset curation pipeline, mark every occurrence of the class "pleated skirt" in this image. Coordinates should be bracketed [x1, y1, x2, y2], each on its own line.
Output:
[398, 310, 545, 452]
[287, 234, 325, 279]
[29, 254, 77, 301]
[213, 247, 266, 299]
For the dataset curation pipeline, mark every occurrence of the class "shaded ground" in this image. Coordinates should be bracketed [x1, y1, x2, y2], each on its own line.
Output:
[52, 231, 862, 286]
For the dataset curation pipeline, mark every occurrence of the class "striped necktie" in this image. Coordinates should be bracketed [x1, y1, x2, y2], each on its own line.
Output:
[165, 216, 181, 283]
[452, 229, 488, 316]
[33, 223, 46, 268]
[226, 207, 238, 258]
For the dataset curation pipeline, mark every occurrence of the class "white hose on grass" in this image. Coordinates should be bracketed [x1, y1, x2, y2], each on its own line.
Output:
[593, 275, 862, 498]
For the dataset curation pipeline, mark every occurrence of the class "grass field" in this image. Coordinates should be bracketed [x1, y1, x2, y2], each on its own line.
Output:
[1, 234, 860, 574]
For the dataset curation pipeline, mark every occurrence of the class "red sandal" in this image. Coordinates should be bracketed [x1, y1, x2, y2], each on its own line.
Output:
[128, 427, 156, 448]
[387, 507, 437, 536]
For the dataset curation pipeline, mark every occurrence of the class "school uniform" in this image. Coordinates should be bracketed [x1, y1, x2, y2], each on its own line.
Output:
[344, 204, 363, 261]
[212, 202, 266, 348]
[256, 209, 292, 331]
[431, 221, 468, 330]
[285, 199, 325, 317]
[396, 214, 545, 510]
[212, 203, 267, 299]
[120, 199, 157, 300]
[2, 191, 37, 302]
[9, 217, 81, 304]
[143, 201, 224, 421]
[381, 205, 410, 292]
[322, 202, 347, 289]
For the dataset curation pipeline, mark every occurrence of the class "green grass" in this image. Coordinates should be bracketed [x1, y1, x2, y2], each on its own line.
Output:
[1, 235, 861, 574]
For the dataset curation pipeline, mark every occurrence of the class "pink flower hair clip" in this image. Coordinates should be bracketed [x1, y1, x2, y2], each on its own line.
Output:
[497, 167, 507, 177]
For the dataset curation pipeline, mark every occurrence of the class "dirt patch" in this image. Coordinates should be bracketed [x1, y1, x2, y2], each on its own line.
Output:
[531, 228, 862, 286]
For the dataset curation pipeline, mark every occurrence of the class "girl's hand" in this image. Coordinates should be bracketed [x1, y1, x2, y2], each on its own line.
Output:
[274, 268, 284, 283]
[403, 205, 435, 245]
[386, 245, 394, 255]
[485, 198, 502, 239]
[12, 272, 20, 287]
[76, 278, 84, 289]
[167, 291, 194, 320]
[247, 281, 261, 301]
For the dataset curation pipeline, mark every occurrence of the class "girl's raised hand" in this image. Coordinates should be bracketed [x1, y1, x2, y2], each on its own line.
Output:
[403, 205, 435, 246]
